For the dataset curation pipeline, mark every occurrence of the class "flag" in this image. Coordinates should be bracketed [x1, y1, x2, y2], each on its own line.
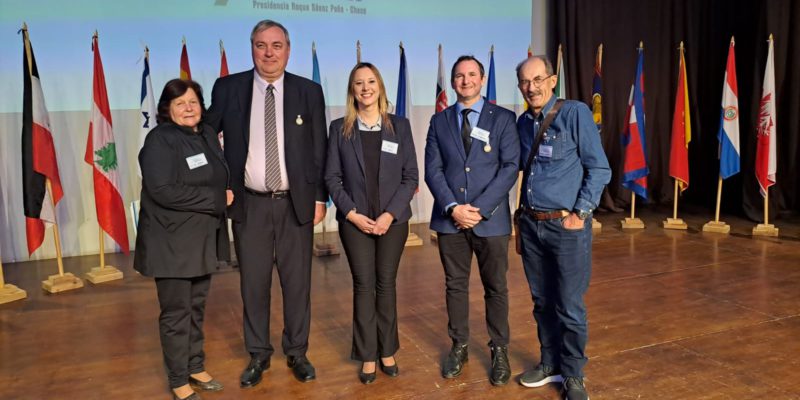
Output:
[219, 40, 229, 77]
[524, 45, 532, 111]
[85, 33, 129, 254]
[435, 44, 448, 112]
[396, 42, 409, 118]
[555, 44, 566, 99]
[139, 47, 157, 176]
[180, 37, 191, 80]
[718, 37, 740, 179]
[486, 45, 496, 104]
[21, 25, 64, 255]
[591, 44, 603, 131]
[669, 42, 691, 192]
[621, 43, 648, 200]
[312, 42, 333, 208]
[755, 34, 777, 197]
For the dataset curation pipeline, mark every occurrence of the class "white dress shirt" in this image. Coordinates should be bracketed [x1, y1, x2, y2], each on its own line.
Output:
[245, 71, 289, 191]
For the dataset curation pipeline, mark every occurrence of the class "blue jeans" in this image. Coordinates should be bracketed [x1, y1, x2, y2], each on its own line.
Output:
[519, 213, 592, 377]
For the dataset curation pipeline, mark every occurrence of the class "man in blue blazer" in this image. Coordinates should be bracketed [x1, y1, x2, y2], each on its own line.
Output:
[424, 55, 520, 386]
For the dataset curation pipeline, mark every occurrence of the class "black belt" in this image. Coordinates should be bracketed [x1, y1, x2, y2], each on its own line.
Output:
[245, 188, 290, 199]
[522, 208, 569, 221]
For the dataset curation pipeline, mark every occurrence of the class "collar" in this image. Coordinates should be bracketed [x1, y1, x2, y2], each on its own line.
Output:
[456, 96, 485, 115]
[357, 114, 382, 131]
[526, 95, 557, 121]
[254, 70, 284, 95]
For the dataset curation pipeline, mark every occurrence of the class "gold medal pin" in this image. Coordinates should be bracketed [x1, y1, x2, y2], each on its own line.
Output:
[296, 115, 303, 125]
[484, 144, 491, 153]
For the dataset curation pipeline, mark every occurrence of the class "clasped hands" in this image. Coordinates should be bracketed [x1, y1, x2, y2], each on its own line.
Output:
[451, 204, 482, 230]
[347, 210, 394, 235]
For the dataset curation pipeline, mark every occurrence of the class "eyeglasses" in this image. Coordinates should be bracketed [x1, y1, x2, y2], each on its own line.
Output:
[518, 75, 554, 88]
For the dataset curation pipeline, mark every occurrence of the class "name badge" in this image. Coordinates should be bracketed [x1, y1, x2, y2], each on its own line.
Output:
[538, 145, 553, 158]
[186, 153, 208, 169]
[381, 140, 399, 154]
[470, 127, 490, 143]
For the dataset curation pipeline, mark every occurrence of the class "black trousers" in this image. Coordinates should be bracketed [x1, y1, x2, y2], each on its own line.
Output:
[155, 275, 212, 389]
[437, 230, 510, 346]
[233, 192, 313, 359]
[339, 221, 408, 361]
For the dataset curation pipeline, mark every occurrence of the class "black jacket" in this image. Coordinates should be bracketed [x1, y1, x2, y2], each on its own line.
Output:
[134, 122, 230, 278]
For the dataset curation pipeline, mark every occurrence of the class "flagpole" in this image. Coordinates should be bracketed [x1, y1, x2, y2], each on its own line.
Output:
[0, 258, 28, 304]
[356, 40, 361, 63]
[219, 39, 224, 58]
[752, 33, 778, 237]
[42, 179, 83, 293]
[621, 41, 645, 230]
[702, 176, 731, 233]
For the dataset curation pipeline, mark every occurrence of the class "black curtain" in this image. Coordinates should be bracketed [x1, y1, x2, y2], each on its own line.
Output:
[549, 0, 800, 220]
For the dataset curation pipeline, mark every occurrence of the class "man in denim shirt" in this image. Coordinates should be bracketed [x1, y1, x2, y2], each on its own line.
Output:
[515, 55, 611, 400]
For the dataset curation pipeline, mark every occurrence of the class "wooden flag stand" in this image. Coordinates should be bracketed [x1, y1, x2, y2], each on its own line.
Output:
[42, 181, 83, 293]
[621, 192, 645, 229]
[405, 196, 423, 246]
[703, 177, 730, 233]
[663, 180, 688, 230]
[85, 229, 124, 284]
[752, 190, 778, 237]
[313, 218, 340, 257]
[0, 259, 27, 305]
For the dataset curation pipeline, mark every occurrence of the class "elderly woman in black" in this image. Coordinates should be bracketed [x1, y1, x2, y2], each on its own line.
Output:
[325, 62, 419, 384]
[134, 79, 232, 400]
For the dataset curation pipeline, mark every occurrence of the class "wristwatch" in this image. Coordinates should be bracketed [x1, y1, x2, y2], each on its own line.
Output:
[576, 209, 591, 220]
[446, 205, 456, 217]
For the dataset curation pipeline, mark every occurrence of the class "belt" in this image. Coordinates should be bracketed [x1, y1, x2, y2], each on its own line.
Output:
[525, 208, 569, 221]
[245, 188, 290, 199]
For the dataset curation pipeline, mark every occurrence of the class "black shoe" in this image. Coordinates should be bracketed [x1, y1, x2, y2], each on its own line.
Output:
[379, 357, 399, 377]
[287, 355, 316, 382]
[519, 363, 563, 388]
[240, 356, 270, 388]
[563, 376, 589, 400]
[188, 375, 224, 392]
[488, 342, 510, 386]
[441, 343, 468, 379]
[173, 392, 201, 400]
[358, 363, 377, 384]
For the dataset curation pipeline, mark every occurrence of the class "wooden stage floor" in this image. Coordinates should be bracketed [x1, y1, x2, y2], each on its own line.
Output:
[2, 208, 800, 399]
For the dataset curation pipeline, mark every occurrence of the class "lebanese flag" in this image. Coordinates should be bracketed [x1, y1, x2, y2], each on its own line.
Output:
[85, 34, 129, 254]
[621, 43, 648, 200]
[219, 40, 229, 78]
[180, 38, 192, 80]
[435, 44, 448, 113]
[669, 43, 691, 192]
[21, 26, 64, 255]
[755, 35, 777, 197]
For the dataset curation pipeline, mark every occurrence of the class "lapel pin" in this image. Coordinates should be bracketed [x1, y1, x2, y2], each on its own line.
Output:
[296, 115, 303, 125]
[484, 144, 492, 153]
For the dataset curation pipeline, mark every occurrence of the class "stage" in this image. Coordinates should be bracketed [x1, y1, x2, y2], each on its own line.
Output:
[2, 208, 799, 399]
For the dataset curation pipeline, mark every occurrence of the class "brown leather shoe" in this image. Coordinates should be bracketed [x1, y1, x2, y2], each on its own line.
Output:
[188, 375, 224, 392]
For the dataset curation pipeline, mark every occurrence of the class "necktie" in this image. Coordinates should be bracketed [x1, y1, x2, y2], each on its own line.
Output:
[264, 84, 282, 191]
[461, 108, 473, 154]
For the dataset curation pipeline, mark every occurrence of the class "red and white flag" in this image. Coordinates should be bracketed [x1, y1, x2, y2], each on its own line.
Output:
[21, 25, 64, 255]
[755, 34, 777, 197]
[435, 44, 448, 113]
[85, 33, 129, 253]
[219, 40, 229, 78]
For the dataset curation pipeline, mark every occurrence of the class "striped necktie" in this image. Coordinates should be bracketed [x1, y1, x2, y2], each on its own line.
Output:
[264, 84, 282, 191]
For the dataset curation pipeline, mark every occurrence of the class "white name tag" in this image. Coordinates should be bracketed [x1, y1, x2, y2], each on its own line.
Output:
[381, 140, 399, 154]
[186, 153, 208, 169]
[538, 145, 553, 158]
[470, 127, 490, 143]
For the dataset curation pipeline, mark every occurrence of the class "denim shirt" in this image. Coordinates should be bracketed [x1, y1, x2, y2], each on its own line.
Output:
[517, 96, 611, 213]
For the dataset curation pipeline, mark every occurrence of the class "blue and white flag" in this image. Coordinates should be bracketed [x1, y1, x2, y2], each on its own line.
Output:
[718, 37, 740, 179]
[139, 47, 157, 176]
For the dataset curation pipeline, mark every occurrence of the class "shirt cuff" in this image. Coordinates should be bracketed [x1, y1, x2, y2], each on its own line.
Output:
[573, 198, 595, 214]
[443, 202, 458, 216]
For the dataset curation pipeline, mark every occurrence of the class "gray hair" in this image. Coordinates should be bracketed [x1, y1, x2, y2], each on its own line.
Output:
[515, 55, 554, 80]
[250, 19, 291, 46]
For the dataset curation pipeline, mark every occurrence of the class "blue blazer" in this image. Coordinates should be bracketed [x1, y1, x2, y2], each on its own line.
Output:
[424, 100, 520, 236]
[325, 114, 419, 224]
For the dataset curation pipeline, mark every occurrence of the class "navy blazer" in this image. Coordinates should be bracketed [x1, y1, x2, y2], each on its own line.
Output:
[325, 114, 419, 224]
[424, 100, 520, 237]
[205, 69, 327, 224]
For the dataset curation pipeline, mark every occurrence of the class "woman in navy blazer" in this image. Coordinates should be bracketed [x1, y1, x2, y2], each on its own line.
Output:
[325, 62, 419, 384]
